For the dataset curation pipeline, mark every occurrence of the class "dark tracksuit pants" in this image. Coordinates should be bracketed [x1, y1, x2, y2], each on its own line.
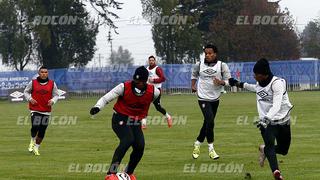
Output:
[260, 123, 291, 172]
[108, 112, 145, 175]
[196, 100, 219, 144]
[31, 112, 50, 139]
[153, 88, 166, 115]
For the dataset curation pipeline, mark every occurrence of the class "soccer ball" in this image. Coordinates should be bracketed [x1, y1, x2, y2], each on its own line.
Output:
[116, 172, 131, 180]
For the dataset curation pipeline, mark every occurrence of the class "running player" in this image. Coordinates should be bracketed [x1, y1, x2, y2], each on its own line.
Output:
[141, 56, 172, 129]
[24, 66, 59, 156]
[229, 58, 293, 180]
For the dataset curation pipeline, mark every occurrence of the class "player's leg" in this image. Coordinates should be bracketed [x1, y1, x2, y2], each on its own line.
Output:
[206, 100, 219, 143]
[33, 114, 49, 155]
[28, 112, 41, 152]
[260, 125, 281, 175]
[196, 101, 213, 142]
[207, 100, 219, 159]
[275, 124, 291, 155]
[153, 89, 166, 115]
[30, 113, 39, 138]
[107, 113, 134, 175]
[141, 90, 166, 130]
[192, 101, 212, 159]
[126, 120, 145, 178]
[153, 88, 172, 124]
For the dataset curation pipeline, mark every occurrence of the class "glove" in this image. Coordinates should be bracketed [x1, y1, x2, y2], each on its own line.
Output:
[228, 78, 244, 88]
[238, 82, 244, 88]
[90, 107, 100, 115]
[254, 117, 270, 129]
[228, 78, 239, 86]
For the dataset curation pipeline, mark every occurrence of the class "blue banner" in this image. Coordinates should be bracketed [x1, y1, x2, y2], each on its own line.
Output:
[0, 60, 319, 97]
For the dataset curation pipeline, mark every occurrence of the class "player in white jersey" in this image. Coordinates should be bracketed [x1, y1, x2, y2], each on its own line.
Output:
[191, 44, 233, 160]
[229, 58, 293, 180]
[141, 55, 172, 129]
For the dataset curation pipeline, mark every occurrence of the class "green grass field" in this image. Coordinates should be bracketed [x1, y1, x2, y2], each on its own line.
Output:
[0, 91, 320, 180]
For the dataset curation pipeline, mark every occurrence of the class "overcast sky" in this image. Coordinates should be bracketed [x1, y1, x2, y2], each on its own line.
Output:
[1, 0, 319, 71]
[88, 0, 320, 66]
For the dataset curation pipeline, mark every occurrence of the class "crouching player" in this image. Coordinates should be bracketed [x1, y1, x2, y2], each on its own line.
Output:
[90, 66, 172, 180]
[229, 58, 293, 180]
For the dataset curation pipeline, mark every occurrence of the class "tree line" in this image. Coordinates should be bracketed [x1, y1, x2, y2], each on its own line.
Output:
[0, 0, 319, 70]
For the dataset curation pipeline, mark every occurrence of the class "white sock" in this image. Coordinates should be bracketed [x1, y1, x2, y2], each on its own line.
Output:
[34, 144, 40, 149]
[194, 140, 201, 146]
[208, 143, 214, 151]
[31, 137, 35, 141]
[165, 113, 170, 118]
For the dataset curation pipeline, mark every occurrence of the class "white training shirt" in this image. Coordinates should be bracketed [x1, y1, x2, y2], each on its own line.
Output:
[191, 60, 231, 101]
[147, 66, 162, 89]
[244, 76, 293, 124]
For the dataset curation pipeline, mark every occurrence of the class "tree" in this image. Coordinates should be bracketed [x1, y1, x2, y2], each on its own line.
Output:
[301, 20, 320, 58]
[33, 0, 99, 68]
[0, 0, 36, 71]
[0, 0, 122, 70]
[199, 0, 300, 61]
[109, 46, 134, 65]
[143, 0, 300, 62]
[141, 0, 203, 64]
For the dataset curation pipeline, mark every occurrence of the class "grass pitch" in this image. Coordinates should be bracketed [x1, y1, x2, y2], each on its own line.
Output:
[0, 91, 319, 180]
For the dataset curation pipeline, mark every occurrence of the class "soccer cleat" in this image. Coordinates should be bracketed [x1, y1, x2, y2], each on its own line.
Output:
[273, 170, 284, 180]
[105, 174, 118, 180]
[259, 145, 266, 167]
[192, 144, 200, 159]
[28, 139, 35, 152]
[129, 174, 137, 180]
[33, 147, 40, 156]
[209, 148, 219, 160]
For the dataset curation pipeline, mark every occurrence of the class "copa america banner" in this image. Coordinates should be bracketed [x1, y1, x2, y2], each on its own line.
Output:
[0, 71, 34, 98]
[0, 60, 319, 97]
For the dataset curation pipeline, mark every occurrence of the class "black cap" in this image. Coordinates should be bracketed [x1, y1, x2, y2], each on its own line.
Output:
[253, 58, 272, 75]
[133, 66, 149, 82]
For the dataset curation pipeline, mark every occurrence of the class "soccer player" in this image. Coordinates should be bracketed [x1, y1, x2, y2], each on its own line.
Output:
[90, 66, 171, 180]
[229, 58, 293, 180]
[24, 66, 59, 156]
[191, 44, 232, 160]
[141, 55, 172, 129]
